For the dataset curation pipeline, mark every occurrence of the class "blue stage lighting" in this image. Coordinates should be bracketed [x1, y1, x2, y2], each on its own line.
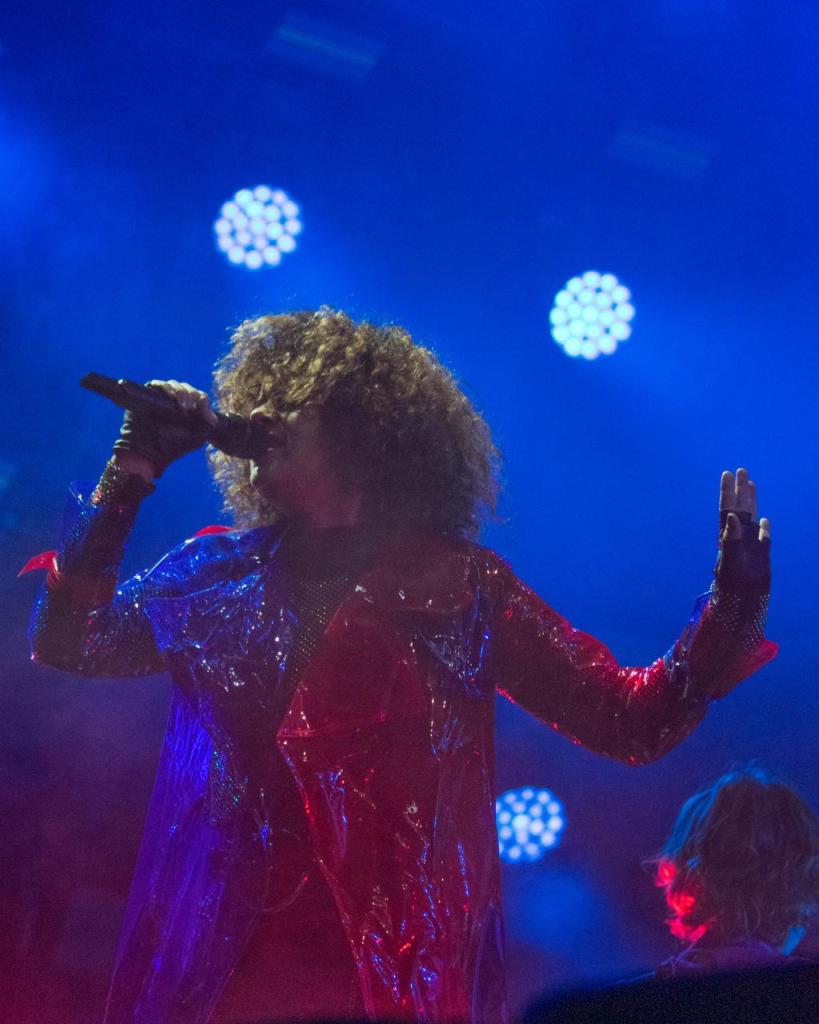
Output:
[496, 787, 566, 863]
[550, 271, 634, 360]
[214, 186, 303, 270]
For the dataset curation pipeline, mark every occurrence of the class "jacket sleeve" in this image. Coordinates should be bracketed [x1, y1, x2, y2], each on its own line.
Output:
[491, 561, 777, 766]
[29, 471, 165, 678]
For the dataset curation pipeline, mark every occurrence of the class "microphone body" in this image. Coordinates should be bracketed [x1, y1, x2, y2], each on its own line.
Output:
[80, 373, 265, 460]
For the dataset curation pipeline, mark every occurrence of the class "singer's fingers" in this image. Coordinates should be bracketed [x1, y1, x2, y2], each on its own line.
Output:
[168, 380, 194, 410]
[146, 379, 191, 411]
[194, 392, 218, 427]
[722, 511, 743, 541]
[719, 470, 735, 512]
[146, 379, 182, 397]
[177, 383, 219, 426]
[146, 379, 218, 425]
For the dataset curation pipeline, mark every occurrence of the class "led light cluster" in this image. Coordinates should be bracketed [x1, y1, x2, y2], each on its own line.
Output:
[550, 271, 635, 359]
[214, 186, 302, 270]
[496, 787, 566, 863]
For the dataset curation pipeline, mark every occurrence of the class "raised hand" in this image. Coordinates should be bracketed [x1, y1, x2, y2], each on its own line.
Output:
[716, 468, 771, 590]
[719, 468, 771, 543]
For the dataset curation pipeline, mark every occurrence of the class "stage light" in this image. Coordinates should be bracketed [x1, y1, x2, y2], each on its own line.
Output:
[550, 271, 634, 359]
[214, 186, 302, 270]
[496, 787, 566, 863]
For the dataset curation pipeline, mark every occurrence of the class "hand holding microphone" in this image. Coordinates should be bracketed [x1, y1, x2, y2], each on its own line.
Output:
[81, 373, 267, 480]
[114, 380, 218, 478]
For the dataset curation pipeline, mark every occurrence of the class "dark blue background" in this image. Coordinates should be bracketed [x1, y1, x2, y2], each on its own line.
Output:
[2, 2, 817, 1020]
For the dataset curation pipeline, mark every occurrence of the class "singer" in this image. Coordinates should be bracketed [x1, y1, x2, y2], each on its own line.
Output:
[28, 308, 775, 1024]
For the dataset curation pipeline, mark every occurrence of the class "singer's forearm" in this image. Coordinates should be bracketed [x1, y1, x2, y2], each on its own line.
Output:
[30, 464, 163, 676]
[55, 461, 154, 580]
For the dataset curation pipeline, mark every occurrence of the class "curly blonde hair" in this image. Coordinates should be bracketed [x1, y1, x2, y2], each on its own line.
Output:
[655, 766, 819, 945]
[208, 309, 499, 536]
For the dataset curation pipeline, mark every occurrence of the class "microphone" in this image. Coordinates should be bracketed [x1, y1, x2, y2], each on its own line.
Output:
[80, 372, 267, 460]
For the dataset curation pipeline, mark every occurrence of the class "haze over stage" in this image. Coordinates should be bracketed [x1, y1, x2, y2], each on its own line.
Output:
[1, 2, 817, 1022]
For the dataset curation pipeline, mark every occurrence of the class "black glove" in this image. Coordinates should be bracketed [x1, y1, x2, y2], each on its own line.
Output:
[714, 510, 771, 592]
[112, 389, 212, 477]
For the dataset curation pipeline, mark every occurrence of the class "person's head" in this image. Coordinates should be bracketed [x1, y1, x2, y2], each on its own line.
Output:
[652, 766, 819, 949]
[209, 308, 499, 533]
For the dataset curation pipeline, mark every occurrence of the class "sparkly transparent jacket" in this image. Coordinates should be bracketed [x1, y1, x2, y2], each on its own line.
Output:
[28, 485, 776, 1024]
